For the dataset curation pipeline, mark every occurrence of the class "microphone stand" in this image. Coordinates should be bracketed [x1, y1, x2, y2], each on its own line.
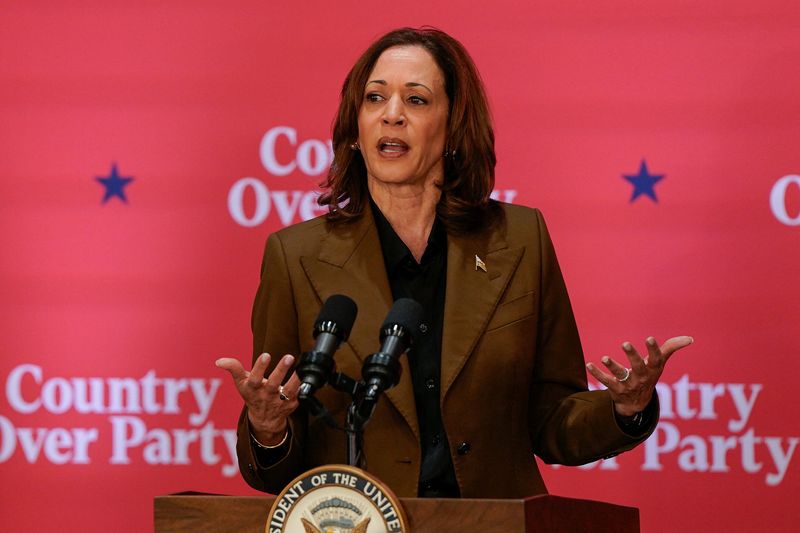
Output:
[299, 369, 380, 468]
[299, 322, 413, 468]
[345, 404, 362, 467]
[328, 372, 368, 468]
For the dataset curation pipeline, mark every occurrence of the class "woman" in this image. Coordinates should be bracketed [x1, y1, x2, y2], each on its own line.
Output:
[217, 27, 692, 498]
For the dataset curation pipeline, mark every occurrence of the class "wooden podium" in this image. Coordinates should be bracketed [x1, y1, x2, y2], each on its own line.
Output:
[155, 492, 639, 532]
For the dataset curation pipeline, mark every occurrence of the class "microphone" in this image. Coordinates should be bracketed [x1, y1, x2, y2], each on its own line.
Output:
[297, 294, 358, 401]
[357, 298, 423, 422]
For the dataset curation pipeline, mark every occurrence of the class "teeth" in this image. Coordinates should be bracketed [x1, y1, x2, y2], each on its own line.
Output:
[381, 141, 407, 151]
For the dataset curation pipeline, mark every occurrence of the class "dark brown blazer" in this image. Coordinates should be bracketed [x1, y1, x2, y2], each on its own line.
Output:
[236, 203, 655, 497]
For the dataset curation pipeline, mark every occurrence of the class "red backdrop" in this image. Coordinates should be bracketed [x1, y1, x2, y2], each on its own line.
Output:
[1, 1, 798, 531]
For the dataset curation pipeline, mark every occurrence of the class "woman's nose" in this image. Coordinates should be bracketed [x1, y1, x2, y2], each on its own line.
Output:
[382, 96, 405, 126]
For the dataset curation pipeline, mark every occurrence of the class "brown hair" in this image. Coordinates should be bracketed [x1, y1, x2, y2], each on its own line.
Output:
[318, 27, 502, 234]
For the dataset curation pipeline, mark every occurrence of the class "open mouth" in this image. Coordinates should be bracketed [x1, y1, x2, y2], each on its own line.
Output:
[378, 137, 409, 155]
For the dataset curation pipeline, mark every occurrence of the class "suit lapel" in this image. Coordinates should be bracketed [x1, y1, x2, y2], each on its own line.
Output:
[441, 223, 523, 399]
[300, 211, 420, 439]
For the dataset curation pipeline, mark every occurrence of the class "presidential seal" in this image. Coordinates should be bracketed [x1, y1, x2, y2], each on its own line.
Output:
[265, 465, 408, 533]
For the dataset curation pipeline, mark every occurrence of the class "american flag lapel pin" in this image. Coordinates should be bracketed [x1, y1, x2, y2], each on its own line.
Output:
[475, 255, 487, 272]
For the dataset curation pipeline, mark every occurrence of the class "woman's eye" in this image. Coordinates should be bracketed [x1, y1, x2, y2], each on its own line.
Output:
[408, 95, 427, 105]
[365, 93, 383, 103]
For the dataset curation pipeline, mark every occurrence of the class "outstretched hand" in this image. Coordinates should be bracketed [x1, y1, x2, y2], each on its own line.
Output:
[586, 336, 693, 416]
[216, 352, 300, 445]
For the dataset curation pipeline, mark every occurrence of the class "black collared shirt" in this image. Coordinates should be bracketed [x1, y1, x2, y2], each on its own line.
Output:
[370, 199, 460, 498]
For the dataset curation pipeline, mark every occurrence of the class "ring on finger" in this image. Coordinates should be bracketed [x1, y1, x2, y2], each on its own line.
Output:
[617, 368, 632, 383]
[278, 385, 290, 402]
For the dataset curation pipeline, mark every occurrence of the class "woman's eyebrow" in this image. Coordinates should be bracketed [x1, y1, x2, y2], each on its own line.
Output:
[366, 79, 433, 94]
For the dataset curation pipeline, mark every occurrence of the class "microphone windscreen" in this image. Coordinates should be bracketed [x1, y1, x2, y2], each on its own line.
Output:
[382, 298, 424, 333]
[315, 294, 358, 337]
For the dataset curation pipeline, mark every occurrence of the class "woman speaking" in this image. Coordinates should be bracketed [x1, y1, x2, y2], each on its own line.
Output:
[217, 27, 692, 498]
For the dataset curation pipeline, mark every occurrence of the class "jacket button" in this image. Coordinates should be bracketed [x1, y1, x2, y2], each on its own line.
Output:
[457, 442, 471, 455]
[247, 463, 256, 473]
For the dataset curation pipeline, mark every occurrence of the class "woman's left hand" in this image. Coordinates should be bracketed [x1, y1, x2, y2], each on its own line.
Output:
[586, 336, 694, 416]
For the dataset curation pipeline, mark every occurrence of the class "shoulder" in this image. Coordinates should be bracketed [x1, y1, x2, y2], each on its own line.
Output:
[492, 201, 548, 245]
[265, 212, 371, 258]
[272, 214, 328, 242]
[253, 216, 326, 265]
[497, 201, 543, 225]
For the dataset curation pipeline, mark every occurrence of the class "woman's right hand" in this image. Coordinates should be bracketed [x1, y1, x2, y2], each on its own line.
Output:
[216, 353, 301, 446]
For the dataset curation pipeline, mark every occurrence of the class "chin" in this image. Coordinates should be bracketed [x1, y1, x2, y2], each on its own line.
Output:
[366, 166, 419, 186]
[367, 162, 441, 189]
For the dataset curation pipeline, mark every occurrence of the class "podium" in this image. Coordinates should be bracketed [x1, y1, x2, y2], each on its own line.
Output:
[155, 493, 639, 532]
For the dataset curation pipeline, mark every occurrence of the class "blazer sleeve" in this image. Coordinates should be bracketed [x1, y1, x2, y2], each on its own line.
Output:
[236, 231, 307, 493]
[527, 209, 658, 465]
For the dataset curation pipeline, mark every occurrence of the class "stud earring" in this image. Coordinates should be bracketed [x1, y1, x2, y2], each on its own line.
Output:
[350, 141, 360, 151]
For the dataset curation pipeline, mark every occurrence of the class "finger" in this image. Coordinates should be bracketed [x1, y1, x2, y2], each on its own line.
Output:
[215, 358, 247, 381]
[586, 362, 620, 390]
[276, 384, 291, 402]
[281, 372, 302, 397]
[620, 341, 647, 373]
[265, 354, 296, 388]
[645, 337, 663, 367]
[247, 353, 271, 388]
[601, 355, 631, 381]
[659, 336, 694, 362]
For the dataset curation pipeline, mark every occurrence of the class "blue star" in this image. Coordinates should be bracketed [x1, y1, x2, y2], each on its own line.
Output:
[96, 163, 134, 204]
[623, 160, 664, 203]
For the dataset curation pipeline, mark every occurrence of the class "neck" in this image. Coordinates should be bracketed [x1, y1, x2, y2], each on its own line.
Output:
[369, 180, 441, 263]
